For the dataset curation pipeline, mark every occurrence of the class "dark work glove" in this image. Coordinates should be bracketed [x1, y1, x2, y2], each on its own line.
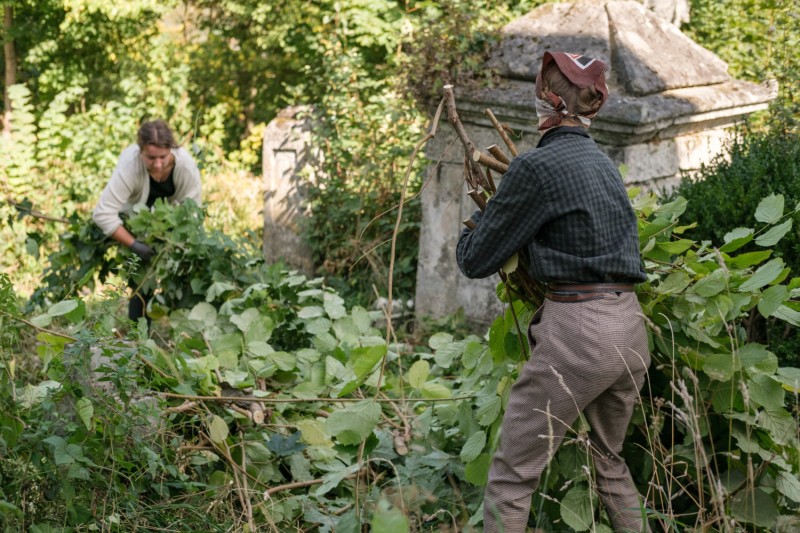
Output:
[130, 240, 154, 262]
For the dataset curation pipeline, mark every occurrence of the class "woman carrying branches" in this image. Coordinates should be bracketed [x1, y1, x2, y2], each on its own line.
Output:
[456, 52, 651, 532]
[92, 119, 202, 326]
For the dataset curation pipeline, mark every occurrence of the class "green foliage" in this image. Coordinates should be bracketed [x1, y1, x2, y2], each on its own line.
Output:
[671, 130, 800, 366]
[3, 194, 799, 531]
[683, 0, 799, 130]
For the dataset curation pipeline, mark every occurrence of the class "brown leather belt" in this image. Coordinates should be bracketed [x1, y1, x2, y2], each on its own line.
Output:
[546, 283, 636, 303]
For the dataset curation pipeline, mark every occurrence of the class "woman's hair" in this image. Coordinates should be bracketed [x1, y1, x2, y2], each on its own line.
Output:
[541, 63, 604, 116]
[137, 119, 178, 149]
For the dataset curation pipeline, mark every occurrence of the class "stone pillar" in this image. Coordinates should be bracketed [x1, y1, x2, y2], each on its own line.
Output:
[262, 106, 316, 276]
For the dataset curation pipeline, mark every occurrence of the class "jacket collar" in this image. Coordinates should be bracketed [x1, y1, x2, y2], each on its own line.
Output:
[537, 126, 591, 148]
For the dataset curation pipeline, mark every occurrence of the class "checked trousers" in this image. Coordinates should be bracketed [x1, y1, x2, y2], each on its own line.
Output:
[483, 292, 651, 533]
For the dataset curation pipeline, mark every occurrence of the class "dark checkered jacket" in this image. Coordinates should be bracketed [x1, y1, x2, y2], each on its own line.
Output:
[456, 126, 646, 284]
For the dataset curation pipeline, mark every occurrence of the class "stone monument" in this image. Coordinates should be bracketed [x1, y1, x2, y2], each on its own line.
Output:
[262, 106, 316, 276]
[415, 0, 774, 323]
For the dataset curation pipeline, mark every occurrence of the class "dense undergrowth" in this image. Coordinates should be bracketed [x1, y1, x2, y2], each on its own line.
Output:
[1, 195, 798, 532]
[672, 131, 800, 368]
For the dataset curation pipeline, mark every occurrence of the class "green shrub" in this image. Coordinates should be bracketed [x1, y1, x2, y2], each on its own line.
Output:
[671, 130, 800, 366]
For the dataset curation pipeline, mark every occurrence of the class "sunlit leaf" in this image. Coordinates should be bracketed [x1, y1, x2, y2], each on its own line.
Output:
[370, 498, 409, 533]
[76, 397, 94, 430]
[207, 415, 229, 444]
[408, 360, 429, 390]
[719, 227, 753, 253]
[560, 485, 594, 531]
[754, 193, 784, 224]
[325, 401, 381, 445]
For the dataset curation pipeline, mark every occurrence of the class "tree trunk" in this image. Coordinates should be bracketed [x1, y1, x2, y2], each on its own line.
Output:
[3, 4, 16, 138]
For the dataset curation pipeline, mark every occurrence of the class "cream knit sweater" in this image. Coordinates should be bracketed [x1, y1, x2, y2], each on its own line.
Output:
[92, 144, 202, 236]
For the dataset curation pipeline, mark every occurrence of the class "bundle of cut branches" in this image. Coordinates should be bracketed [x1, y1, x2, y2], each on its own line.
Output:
[442, 85, 545, 309]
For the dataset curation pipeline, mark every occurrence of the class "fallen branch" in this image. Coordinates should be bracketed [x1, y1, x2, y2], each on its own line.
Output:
[159, 392, 477, 403]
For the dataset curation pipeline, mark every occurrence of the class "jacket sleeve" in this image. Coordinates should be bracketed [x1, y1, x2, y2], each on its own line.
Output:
[456, 157, 549, 279]
[92, 146, 141, 236]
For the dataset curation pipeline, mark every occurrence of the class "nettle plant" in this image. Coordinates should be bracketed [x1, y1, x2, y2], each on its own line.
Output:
[3, 194, 799, 531]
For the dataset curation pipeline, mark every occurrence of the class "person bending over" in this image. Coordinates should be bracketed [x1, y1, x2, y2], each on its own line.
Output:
[93, 119, 202, 325]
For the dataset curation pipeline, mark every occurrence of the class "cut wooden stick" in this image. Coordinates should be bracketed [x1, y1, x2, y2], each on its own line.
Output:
[484, 108, 519, 157]
[473, 150, 508, 174]
[485, 168, 497, 194]
[463, 218, 477, 230]
[467, 189, 487, 211]
[487, 144, 511, 165]
[249, 403, 266, 425]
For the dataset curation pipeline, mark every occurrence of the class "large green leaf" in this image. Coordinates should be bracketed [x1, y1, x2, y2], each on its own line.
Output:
[777, 471, 800, 503]
[244, 316, 274, 344]
[428, 332, 453, 350]
[560, 485, 594, 531]
[370, 498, 409, 533]
[325, 401, 381, 445]
[315, 464, 361, 496]
[210, 332, 243, 370]
[757, 284, 788, 317]
[476, 396, 501, 426]
[47, 299, 78, 317]
[755, 219, 792, 247]
[655, 271, 692, 294]
[692, 269, 726, 297]
[421, 382, 451, 399]
[323, 292, 347, 319]
[350, 344, 386, 379]
[730, 488, 778, 528]
[776, 367, 800, 393]
[728, 250, 772, 269]
[408, 360, 429, 390]
[464, 453, 491, 485]
[738, 344, 778, 375]
[207, 415, 229, 444]
[773, 304, 800, 327]
[746, 375, 785, 409]
[738, 258, 785, 292]
[76, 397, 94, 430]
[702, 352, 740, 381]
[460, 430, 486, 463]
[719, 227, 753, 253]
[754, 193, 784, 224]
[656, 239, 693, 255]
[188, 302, 217, 328]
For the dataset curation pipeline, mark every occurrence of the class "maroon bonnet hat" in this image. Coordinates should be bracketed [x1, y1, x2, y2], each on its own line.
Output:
[534, 51, 609, 130]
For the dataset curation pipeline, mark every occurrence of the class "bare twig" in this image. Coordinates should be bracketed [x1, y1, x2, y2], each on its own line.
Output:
[158, 392, 476, 403]
[374, 95, 446, 397]
[485, 108, 519, 156]
[5, 197, 69, 224]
